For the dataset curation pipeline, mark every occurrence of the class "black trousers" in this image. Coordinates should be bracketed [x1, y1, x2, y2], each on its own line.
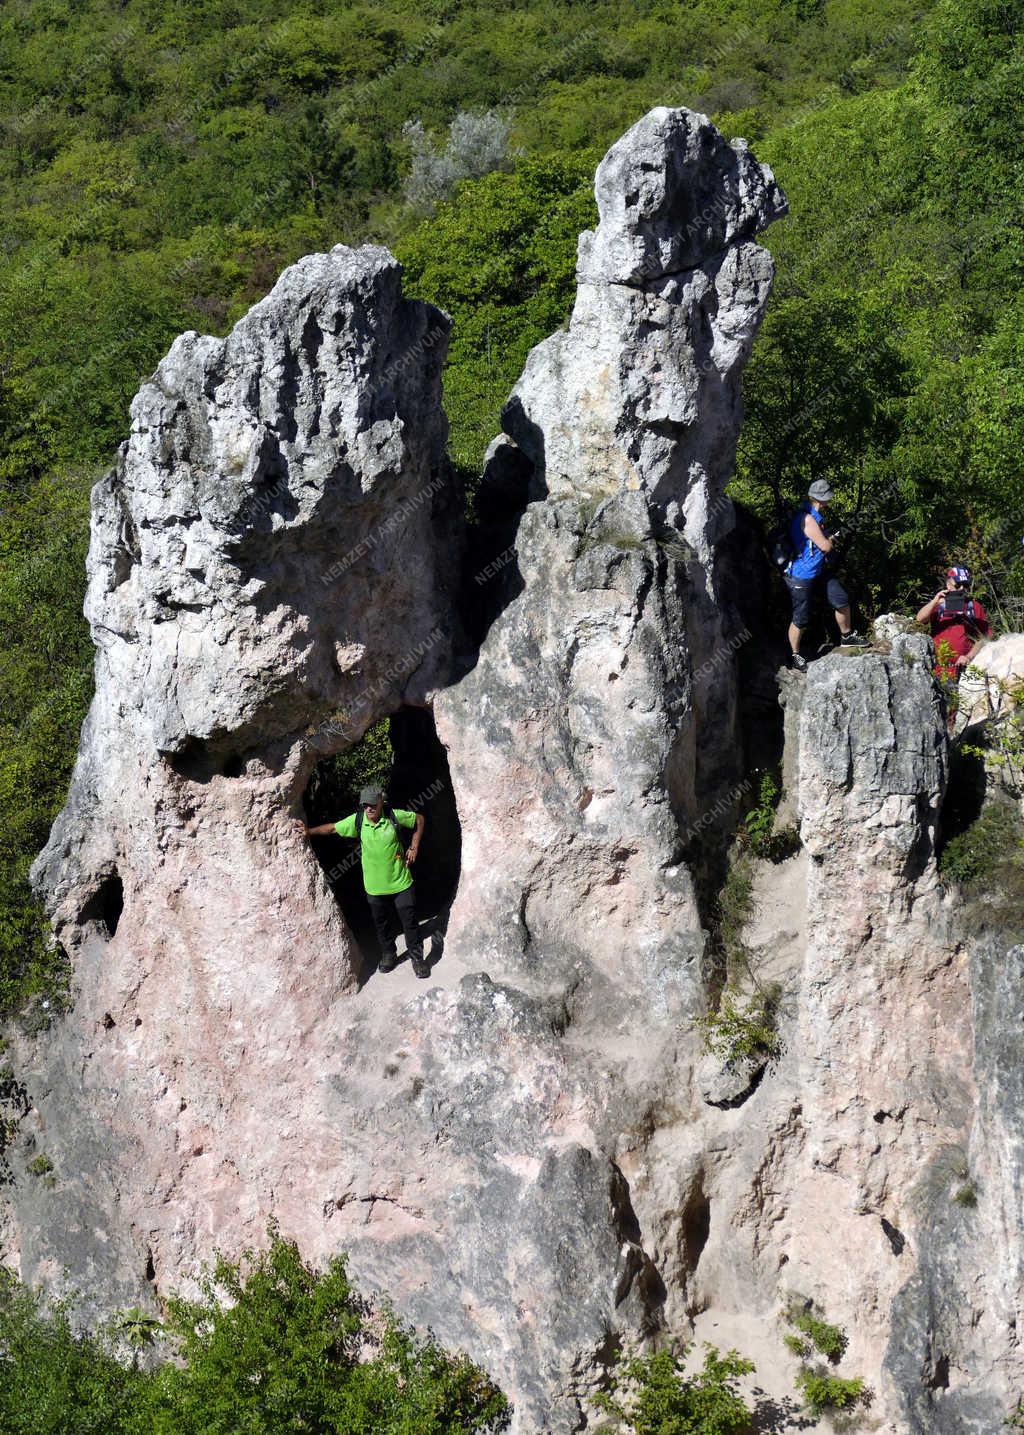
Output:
[367, 885, 423, 962]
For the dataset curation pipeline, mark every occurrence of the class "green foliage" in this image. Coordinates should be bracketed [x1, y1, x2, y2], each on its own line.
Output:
[962, 702, 1024, 795]
[0, 1235, 508, 1435]
[109, 1307, 162, 1366]
[695, 988, 783, 1070]
[592, 1345, 754, 1435]
[315, 717, 395, 814]
[0, 1269, 144, 1435]
[794, 1368, 867, 1417]
[139, 1232, 507, 1433]
[1006, 1395, 1024, 1429]
[703, 851, 784, 1071]
[740, 771, 800, 862]
[0, 472, 91, 1022]
[953, 1180, 978, 1208]
[935, 797, 1021, 929]
[717, 859, 754, 957]
[396, 153, 597, 487]
[788, 1309, 848, 1362]
[26, 1151, 54, 1178]
[783, 1333, 810, 1357]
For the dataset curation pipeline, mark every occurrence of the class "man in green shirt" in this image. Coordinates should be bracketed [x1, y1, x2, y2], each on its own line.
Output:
[297, 786, 428, 977]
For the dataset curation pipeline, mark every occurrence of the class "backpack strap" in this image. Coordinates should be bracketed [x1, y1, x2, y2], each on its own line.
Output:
[354, 804, 402, 842]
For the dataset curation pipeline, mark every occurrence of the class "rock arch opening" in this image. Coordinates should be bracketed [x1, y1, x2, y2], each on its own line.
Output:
[302, 706, 461, 973]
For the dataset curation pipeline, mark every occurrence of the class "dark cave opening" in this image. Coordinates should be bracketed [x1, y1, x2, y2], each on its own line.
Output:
[681, 1170, 711, 1276]
[79, 869, 124, 939]
[302, 706, 461, 975]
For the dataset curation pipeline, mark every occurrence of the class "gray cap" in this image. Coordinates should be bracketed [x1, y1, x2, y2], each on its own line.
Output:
[359, 785, 384, 806]
[808, 479, 834, 502]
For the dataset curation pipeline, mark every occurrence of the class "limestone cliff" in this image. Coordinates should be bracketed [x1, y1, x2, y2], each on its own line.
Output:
[6, 106, 1023, 1434]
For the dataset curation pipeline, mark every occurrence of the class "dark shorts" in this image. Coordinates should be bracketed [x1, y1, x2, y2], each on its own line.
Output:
[785, 573, 849, 629]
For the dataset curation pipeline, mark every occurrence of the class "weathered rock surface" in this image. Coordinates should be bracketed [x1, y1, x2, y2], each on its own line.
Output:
[436, 105, 785, 1020]
[954, 630, 1024, 736]
[886, 936, 1024, 1433]
[7, 104, 1023, 1435]
[13, 242, 462, 1318]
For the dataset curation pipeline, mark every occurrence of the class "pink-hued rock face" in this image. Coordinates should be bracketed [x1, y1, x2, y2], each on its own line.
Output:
[9, 106, 1021, 1435]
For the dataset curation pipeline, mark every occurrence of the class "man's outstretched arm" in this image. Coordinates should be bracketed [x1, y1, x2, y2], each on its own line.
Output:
[293, 819, 340, 837]
[406, 812, 425, 865]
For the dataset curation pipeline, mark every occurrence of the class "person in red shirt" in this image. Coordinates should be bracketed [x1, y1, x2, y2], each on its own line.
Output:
[916, 566, 992, 681]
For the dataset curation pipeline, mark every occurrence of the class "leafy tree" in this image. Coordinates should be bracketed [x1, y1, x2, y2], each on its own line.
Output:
[397, 153, 598, 482]
[0, 1269, 143, 1435]
[403, 110, 517, 213]
[0, 1236, 509, 1435]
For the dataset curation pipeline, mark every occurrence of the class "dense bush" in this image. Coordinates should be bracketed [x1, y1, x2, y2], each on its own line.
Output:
[794, 1367, 867, 1417]
[592, 1345, 755, 1435]
[0, 1234, 509, 1434]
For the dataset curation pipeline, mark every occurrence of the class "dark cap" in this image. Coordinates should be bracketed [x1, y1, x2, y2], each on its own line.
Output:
[359, 785, 384, 807]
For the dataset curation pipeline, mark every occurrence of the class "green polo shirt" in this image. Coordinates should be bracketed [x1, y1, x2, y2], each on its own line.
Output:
[335, 809, 416, 896]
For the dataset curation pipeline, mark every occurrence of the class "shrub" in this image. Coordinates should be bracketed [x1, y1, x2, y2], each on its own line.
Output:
[794, 1368, 866, 1417]
[788, 1309, 848, 1362]
[694, 988, 782, 1070]
[138, 1232, 509, 1434]
[593, 1345, 755, 1435]
[0, 1234, 509, 1435]
[0, 1270, 143, 1435]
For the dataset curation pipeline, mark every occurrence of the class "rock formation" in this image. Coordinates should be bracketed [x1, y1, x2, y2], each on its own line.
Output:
[5, 105, 1023, 1435]
[436, 106, 786, 1007]
[13, 242, 462, 1315]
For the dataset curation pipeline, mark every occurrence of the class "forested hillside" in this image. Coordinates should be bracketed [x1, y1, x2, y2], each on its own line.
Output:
[0, 0, 1021, 1020]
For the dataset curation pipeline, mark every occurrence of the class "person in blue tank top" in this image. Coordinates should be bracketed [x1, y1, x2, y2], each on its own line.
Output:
[785, 480, 865, 671]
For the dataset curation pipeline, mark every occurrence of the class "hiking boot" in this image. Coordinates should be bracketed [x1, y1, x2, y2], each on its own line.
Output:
[790, 652, 808, 673]
[411, 956, 430, 980]
[840, 630, 867, 647]
[378, 951, 397, 974]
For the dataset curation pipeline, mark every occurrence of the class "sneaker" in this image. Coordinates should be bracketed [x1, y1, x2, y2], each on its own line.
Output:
[840, 630, 867, 647]
[790, 652, 808, 673]
[378, 952, 397, 974]
[410, 957, 430, 980]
